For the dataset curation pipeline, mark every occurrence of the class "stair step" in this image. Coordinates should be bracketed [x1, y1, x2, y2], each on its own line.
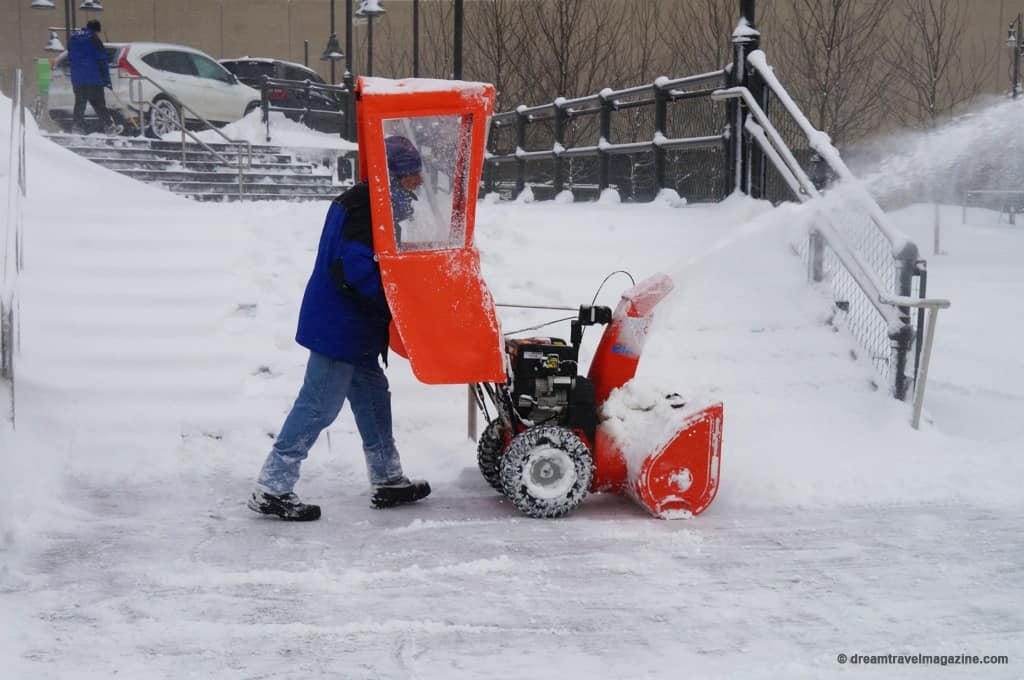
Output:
[45, 131, 347, 202]
[190, 192, 337, 202]
[83, 158, 318, 173]
[60, 146, 295, 164]
[45, 133, 288, 155]
[115, 169, 333, 185]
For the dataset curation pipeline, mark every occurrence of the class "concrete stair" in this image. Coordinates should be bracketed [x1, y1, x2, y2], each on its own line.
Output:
[44, 133, 352, 202]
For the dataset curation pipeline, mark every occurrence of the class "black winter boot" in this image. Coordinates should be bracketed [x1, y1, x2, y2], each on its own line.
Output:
[370, 477, 431, 509]
[248, 490, 321, 521]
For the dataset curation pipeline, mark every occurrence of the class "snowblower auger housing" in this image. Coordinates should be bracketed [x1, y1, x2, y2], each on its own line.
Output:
[355, 77, 722, 520]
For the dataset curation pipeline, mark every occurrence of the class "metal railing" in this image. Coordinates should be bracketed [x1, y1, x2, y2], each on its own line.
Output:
[484, 70, 729, 202]
[737, 51, 929, 401]
[126, 75, 253, 199]
[259, 76, 349, 143]
[962, 189, 1024, 224]
[2, 69, 27, 424]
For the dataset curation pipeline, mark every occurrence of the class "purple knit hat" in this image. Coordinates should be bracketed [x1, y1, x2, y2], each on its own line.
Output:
[385, 135, 423, 176]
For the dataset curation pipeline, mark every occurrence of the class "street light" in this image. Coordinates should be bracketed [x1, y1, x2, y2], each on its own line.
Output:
[453, 0, 463, 79]
[413, 0, 419, 77]
[1008, 13, 1023, 98]
[355, 0, 385, 77]
[45, 29, 64, 52]
[31, 0, 100, 45]
[321, 0, 346, 84]
[31, 0, 74, 46]
[320, 32, 344, 83]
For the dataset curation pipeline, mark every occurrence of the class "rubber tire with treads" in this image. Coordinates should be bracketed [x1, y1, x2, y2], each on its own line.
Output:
[477, 420, 507, 492]
[499, 425, 593, 518]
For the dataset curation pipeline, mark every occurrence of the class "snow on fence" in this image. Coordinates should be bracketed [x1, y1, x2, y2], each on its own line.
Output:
[483, 70, 730, 203]
[745, 51, 927, 401]
[2, 69, 27, 424]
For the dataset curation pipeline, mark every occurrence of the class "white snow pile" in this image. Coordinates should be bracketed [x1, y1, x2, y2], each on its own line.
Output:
[1, 85, 1022, 678]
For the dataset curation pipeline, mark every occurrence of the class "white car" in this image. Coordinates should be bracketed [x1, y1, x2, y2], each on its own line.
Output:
[48, 41, 261, 136]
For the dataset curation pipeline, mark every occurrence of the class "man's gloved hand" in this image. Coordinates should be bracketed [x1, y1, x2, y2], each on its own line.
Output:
[105, 81, 113, 90]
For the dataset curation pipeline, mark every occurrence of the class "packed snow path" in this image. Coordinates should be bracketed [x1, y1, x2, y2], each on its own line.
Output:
[3, 113, 1023, 677]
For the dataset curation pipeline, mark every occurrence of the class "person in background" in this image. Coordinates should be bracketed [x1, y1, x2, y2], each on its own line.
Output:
[248, 135, 429, 521]
[68, 19, 121, 135]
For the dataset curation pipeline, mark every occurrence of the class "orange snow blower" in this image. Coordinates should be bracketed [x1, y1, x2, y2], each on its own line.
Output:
[356, 76, 723, 519]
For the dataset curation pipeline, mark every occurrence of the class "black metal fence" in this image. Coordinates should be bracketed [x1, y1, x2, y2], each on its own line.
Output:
[483, 71, 731, 203]
[259, 76, 353, 143]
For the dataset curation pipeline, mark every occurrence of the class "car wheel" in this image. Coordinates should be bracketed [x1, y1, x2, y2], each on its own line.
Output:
[148, 97, 181, 137]
[244, 101, 260, 118]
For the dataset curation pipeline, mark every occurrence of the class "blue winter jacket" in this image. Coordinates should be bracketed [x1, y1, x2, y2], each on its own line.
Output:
[296, 183, 391, 365]
[68, 28, 110, 87]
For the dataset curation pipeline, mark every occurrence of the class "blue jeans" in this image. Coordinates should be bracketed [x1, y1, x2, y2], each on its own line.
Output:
[256, 351, 404, 494]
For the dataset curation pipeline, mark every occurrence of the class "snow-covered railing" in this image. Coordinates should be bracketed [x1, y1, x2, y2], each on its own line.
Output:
[711, 84, 916, 396]
[484, 70, 729, 202]
[2, 69, 27, 423]
[743, 51, 926, 400]
[747, 50, 920, 297]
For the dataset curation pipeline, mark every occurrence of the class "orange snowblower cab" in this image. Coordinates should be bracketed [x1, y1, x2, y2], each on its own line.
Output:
[357, 76, 723, 520]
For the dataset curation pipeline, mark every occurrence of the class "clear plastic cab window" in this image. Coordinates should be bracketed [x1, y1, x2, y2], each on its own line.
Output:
[383, 114, 473, 252]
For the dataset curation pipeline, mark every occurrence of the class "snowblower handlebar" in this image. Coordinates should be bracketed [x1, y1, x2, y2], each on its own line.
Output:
[578, 305, 613, 326]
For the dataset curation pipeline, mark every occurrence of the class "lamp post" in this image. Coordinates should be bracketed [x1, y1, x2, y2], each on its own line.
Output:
[45, 28, 65, 52]
[1008, 13, 1023, 98]
[355, 0, 386, 77]
[321, 0, 345, 84]
[413, 0, 420, 77]
[453, 0, 463, 79]
[32, 0, 102, 44]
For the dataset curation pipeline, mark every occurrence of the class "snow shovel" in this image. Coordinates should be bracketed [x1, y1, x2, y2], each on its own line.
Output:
[108, 87, 141, 135]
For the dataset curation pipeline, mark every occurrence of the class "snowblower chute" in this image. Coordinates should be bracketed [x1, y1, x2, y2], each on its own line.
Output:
[357, 77, 722, 519]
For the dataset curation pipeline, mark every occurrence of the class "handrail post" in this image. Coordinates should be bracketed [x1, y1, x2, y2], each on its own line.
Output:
[880, 296, 951, 428]
[515, 108, 527, 197]
[653, 80, 669, 193]
[553, 101, 568, 196]
[728, 6, 761, 195]
[599, 91, 612, 193]
[261, 75, 271, 143]
[467, 384, 477, 441]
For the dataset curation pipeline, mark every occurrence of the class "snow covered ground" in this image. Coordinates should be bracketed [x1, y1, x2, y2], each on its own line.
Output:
[1, 94, 1022, 679]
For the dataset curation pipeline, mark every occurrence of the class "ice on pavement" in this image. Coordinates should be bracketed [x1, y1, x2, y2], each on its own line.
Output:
[1, 91, 1022, 679]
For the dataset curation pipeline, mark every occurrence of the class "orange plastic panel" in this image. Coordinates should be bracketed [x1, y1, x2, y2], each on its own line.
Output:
[355, 76, 505, 385]
[379, 248, 505, 384]
[595, 402, 723, 518]
[588, 274, 675, 405]
[631, 402, 723, 518]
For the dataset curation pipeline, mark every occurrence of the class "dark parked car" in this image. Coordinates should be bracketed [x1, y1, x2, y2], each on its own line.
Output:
[219, 58, 345, 134]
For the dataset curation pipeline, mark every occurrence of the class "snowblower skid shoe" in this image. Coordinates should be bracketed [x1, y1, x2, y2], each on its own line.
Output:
[247, 491, 322, 521]
[371, 478, 431, 509]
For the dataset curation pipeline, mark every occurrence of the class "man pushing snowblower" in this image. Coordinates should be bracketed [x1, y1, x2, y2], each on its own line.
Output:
[249, 75, 723, 522]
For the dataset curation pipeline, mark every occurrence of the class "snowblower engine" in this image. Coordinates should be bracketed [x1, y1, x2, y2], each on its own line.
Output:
[503, 305, 612, 439]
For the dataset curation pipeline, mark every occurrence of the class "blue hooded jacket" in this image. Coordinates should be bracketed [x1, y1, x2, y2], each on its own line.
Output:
[295, 183, 391, 365]
[68, 28, 110, 87]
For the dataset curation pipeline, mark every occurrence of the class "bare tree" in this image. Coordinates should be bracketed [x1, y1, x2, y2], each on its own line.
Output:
[464, 0, 528, 111]
[768, 0, 893, 146]
[883, 0, 993, 129]
[509, 0, 629, 103]
[663, 0, 743, 75]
